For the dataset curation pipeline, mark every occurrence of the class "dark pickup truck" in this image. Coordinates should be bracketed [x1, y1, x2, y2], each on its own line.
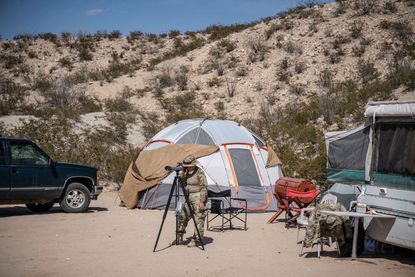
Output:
[0, 137, 103, 213]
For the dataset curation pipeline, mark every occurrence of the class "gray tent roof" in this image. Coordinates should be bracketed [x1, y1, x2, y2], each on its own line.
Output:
[365, 100, 415, 118]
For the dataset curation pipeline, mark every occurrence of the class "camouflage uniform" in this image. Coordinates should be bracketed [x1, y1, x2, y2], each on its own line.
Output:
[304, 203, 353, 248]
[178, 167, 208, 242]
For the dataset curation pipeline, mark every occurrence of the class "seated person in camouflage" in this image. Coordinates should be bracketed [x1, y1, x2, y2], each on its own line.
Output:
[176, 155, 208, 247]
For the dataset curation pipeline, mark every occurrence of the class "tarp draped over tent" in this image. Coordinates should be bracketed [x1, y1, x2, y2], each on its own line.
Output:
[120, 119, 283, 211]
[119, 144, 218, 209]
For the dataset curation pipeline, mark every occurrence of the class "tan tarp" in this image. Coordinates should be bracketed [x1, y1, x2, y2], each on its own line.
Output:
[119, 144, 219, 209]
[266, 144, 282, 167]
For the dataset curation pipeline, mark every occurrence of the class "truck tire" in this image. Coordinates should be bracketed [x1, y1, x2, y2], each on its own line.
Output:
[26, 202, 54, 213]
[60, 183, 91, 213]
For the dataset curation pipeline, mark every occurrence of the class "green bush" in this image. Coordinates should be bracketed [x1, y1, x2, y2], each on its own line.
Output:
[58, 57, 73, 71]
[105, 97, 133, 113]
[0, 79, 29, 115]
[10, 117, 138, 184]
[357, 59, 379, 83]
[108, 30, 122, 40]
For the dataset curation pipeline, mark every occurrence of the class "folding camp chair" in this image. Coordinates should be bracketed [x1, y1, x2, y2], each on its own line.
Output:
[284, 188, 317, 228]
[206, 189, 247, 231]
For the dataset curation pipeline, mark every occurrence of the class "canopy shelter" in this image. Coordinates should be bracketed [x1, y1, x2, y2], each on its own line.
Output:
[119, 119, 283, 211]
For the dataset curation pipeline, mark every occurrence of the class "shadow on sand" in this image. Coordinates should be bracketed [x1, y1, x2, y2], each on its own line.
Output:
[0, 205, 108, 217]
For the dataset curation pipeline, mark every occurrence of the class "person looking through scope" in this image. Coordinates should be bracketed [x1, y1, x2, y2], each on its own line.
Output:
[173, 155, 208, 247]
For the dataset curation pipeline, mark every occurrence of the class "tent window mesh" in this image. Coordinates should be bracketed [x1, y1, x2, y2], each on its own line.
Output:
[177, 128, 215, 145]
[177, 128, 198, 144]
[196, 129, 215, 145]
[377, 123, 415, 176]
[328, 126, 370, 170]
[229, 149, 261, 186]
[252, 135, 265, 147]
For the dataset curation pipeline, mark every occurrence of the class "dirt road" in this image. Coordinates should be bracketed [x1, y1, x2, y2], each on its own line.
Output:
[0, 192, 414, 277]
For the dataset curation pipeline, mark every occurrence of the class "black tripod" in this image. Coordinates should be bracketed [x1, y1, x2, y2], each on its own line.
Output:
[153, 169, 205, 252]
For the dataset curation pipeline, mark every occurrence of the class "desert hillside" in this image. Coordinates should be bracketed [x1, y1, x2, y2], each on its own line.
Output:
[1, 0, 414, 185]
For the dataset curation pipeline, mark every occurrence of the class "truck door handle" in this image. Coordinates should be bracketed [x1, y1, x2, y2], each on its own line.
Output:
[12, 169, 19, 174]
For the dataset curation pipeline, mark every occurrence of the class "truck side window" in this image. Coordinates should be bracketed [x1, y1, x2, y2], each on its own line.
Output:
[10, 142, 48, 165]
[0, 142, 5, 165]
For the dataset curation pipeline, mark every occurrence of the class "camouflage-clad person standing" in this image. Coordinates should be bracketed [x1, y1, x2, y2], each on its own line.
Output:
[177, 155, 208, 247]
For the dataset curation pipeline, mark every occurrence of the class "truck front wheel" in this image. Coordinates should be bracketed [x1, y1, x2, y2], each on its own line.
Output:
[60, 183, 91, 213]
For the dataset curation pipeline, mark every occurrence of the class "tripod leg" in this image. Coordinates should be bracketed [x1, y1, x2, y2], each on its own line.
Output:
[180, 181, 205, 250]
[153, 177, 177, 252]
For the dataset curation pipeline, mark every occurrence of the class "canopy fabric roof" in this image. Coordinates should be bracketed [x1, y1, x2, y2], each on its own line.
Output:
[365, 100, 415, 118]
[119, 144, 218, 209]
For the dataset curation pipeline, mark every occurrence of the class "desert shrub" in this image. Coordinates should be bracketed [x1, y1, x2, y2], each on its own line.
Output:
[383, 1, 397, 13]
[294, 61, 306, 74]
[349, 21, 363, 39]
[357, 59, 379, 83]
[105, 97, 133, 112]
[39, 78, 85, 110]
[1, 41, 15, 51]
[107, 59, 140, 79]
[149, 37, 205, 67]
[0, 78, 29, 115]
[202, 23, 254, 41]
[13, 33, 36, 41]
[106, 112, 136, 143]
[318, 94, 337, 125]
[169, 30, 181, 38]
[78, 47, 93, 61]
[58, 57, 73, 71]
[284, 41, 303, 55]
[60, 32, 71, 45]
[108, 30, 122, 40]
[265, 92, 277, 106]
[1, 54, 25, 69]
[235, 66, 248, 77]
[38, 32, 58, 44]
[380, 20, 413, 44]
[265, 18, 294, 39]
[164, 91, 207, 123]
[33, 74, 53, 93]
[225, 77, 237, 97]
[276, 58, 291, 83]
[308, 21, 319, 34]
[289, 84, 305, 95]
[93, 30, 109, 40]
[127, 31, 143, 43]
[247, 38, 268, 62]
[175, 66, 189, 91]
[77, 95, 102, 114]
[217, 39, 237, 53]
[318, 68, 335, 92]
[334, 0, 348, 16]
[352, 0, 378, 15]
[157, 67, 174, 88]
[207, 77, 222, 87]
[352, 41, 366, 57]
[214, 100, 225, 112]
[27, 50, 38, 59]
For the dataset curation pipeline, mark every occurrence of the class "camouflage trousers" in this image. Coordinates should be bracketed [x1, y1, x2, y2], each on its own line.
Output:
[304, 203, 353, 248]
[178, 192, 207, 239]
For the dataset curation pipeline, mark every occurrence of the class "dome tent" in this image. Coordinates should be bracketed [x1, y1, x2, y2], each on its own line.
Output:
[123, 119, 283, 211]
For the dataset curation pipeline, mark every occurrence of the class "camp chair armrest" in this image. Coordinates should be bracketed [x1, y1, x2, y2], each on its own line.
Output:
[231, 197, 247, 202]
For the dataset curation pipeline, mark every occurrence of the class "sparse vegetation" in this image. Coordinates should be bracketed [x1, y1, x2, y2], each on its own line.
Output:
[0, 78, 29, 115]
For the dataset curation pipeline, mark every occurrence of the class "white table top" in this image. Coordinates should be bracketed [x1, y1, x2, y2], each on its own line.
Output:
[320, 210, 396, 218]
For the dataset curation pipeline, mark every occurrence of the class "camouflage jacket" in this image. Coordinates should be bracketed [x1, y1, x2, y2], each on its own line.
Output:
[181, 168, 208, 203]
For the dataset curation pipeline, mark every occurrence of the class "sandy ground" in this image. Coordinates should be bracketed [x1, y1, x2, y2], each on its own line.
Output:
[0, 192, 414, 277]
